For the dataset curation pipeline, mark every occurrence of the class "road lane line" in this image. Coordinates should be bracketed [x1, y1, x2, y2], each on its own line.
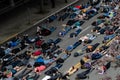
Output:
[79, 26, 92, 35]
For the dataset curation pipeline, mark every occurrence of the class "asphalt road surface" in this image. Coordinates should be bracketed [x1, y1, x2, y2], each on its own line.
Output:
[14, 5, 120, 80]
[2, 0, 120, 80]
[32, 12, 120, 80]
[32, 3, 120, 79]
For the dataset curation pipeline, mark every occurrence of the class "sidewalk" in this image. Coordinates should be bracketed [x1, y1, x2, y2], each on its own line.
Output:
[0, 0, 85, 44]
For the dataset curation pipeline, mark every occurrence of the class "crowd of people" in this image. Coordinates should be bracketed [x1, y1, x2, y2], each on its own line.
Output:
[0, 0, 120, 80]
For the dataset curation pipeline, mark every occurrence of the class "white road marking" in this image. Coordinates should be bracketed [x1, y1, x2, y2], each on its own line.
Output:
[79, 25, 92, 35]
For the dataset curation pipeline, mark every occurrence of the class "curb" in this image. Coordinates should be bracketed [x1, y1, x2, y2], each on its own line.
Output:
[33, 0, 79, 26]
[0, 33, 18, 45]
